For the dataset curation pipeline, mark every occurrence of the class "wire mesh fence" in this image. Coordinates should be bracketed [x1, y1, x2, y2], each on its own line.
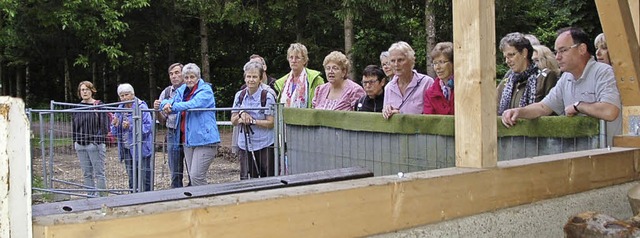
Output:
[29, 100, 279, 203]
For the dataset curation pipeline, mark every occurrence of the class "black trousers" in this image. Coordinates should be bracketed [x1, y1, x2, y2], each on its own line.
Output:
[239, 144, 274, 180]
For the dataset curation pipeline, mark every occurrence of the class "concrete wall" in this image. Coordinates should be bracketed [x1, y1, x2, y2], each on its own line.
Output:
[286, 125, 599, 176]
[370, 181, 636, 238]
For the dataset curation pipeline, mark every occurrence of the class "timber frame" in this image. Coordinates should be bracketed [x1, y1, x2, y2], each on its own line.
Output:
[29, 0, 640, 237]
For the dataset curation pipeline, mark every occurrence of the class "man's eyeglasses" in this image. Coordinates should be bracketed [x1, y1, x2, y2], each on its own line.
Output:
[554, 43, 580, 55]
[362, 80, 379, 86]
[431, 61, 450, 67]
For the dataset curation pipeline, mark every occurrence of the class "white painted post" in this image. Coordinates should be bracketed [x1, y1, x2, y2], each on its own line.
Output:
[0, 97, 32, 237]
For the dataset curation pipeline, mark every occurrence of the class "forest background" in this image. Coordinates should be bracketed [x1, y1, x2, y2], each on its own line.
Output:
[0, 0, 602, 112]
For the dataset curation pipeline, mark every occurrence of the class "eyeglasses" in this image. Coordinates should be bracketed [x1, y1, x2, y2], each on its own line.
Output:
[362, 80, 379, 86]
[503, 52, 518, 59]
[324, 66, 341, 72]
[554, 43, 580, 55]
[431, 61, 450, 67]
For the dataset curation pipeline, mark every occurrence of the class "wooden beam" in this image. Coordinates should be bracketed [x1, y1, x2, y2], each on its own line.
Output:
[0, 97, 32, 238]
[614, 135, 640, 147]
[595, 0, 640, 106]
[32, 148, 640, 238]
[630, 0, 639, 45]
[453, 0, 497, 168]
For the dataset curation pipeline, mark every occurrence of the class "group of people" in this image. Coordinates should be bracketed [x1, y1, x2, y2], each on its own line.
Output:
[71, 26, 621, 195]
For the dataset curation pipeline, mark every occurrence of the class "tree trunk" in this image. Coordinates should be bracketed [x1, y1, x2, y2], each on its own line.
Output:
[92, 61, 97, 84]
[344, 7, 355, 81]
[64, 59, 71, 102]
[425, 0, 437, 77]
[0, 62, 4, 96]
[102, 63, 107, 102]
[25, 64, 31, 106]
[200, 9, 210, 82]
[295, 1, 304, 42]
[147, 44, 156, 101]
[16, 65, 23, 99]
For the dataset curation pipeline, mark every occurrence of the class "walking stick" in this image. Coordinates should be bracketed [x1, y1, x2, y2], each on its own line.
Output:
[241, 123, 261, 178]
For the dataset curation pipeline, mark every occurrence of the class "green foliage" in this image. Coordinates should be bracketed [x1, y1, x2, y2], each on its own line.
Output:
[1, 0, 603, 108]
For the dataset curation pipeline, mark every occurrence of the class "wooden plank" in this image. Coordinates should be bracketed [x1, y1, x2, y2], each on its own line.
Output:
[595, 0, 640, 106]
[32, 148, 640, 238]
[426, 135, 437, 169]
[0, 97, 32, 238]
[614, 135, 640, 147]
[32, 167, 373, 217]
[453, 0, 497, 168]
[524, 137, 539, 158]
[630, 0, 639, 45]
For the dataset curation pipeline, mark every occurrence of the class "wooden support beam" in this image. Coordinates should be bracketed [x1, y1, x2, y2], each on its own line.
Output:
[0, 97, 32, 238]
[630, 0, 639, 46]
[32, 148, 640, 238]
[453, 0, 497, 168]
[32, 167, 373, 217]
[595, 0, 640, 107]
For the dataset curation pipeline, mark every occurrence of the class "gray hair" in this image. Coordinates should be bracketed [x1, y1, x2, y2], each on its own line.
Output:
[388, 41, 416, 68]
[117, 83, 135, 96]
[499, 32, 534, 63]
[524, 34, 541, 46]
[379, 51, 390, 61]
[167, 63, 183, 74]
[182, 63, 201, 79]
[594, 33, 607, 49]
[243, 61, 265, 81]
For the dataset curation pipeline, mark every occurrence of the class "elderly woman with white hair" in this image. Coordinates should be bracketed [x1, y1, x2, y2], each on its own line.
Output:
[231, 61, 277, 179]
[160, 63, 220, 186]
[594, 33, 611, 65]
[110, 83, 153, 192]
[382, 41, 434, 119]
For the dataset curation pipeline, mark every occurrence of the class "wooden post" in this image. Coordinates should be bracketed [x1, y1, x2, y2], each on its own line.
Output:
[629, 0, 639, 46]
[453, 0, 497, 168]
[595, 0, 640, 135]
[0, 97, 32, 238]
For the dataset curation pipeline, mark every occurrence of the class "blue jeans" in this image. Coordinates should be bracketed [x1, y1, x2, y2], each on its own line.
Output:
[74, 142, 107, 196]
[167, 128, 186, 188]
[120, 148, 152, 192]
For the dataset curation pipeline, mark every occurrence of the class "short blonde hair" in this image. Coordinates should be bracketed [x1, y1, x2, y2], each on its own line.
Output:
[388, 41, 416, 69]
[322, 51, 351, 77]
[287, 43, 309, 66]
[533, 45, 560, 76]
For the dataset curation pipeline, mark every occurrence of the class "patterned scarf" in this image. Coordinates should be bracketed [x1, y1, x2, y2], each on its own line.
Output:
[440, 76, 454, 101]
[280, 69, 308, 108]
[497, 63, 538, 115]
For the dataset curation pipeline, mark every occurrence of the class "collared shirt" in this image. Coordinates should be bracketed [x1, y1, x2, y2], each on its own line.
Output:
[159, 85, 180, 129]
[541, 58, 621, 144]
[383, 70, 434, 114]
[232, 86, 276, 151]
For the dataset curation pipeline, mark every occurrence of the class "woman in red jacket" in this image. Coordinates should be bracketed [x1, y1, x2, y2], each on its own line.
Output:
[423, 42, 454, 115]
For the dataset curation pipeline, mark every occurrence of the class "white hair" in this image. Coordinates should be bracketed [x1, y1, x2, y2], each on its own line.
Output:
[117, 83, 135, 96]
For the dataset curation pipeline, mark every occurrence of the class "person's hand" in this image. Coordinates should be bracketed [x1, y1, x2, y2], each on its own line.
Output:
[153, 100, 161, 110]
[162, 103, 172, 114]
[111, 114, 119, 126]
[122, 117, 130, 130]
[565, 104, 578, 117]
[501, 108, 520, 128]
[382, 105, 399, 119]
[239, 111, 254, 124]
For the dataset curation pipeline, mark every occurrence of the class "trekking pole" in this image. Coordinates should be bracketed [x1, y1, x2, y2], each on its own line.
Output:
[241, 123, 261, 178]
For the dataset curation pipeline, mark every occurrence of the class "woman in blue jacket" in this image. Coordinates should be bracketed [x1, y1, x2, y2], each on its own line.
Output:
[110, 83, 153, 192]
[161, 63, 220, 186]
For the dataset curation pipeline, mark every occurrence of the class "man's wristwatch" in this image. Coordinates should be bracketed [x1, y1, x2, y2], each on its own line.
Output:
[573, 101, 582, 113]
[251, 119, 256, 125]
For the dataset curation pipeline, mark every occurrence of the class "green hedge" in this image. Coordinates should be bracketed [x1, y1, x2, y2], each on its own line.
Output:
[282, 108, 599, 138]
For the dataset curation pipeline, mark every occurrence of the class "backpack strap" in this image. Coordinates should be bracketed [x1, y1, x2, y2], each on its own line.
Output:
[237, 88, 267, 107]
[237, 88, 248, 107]
[260, 89, 267, 107]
